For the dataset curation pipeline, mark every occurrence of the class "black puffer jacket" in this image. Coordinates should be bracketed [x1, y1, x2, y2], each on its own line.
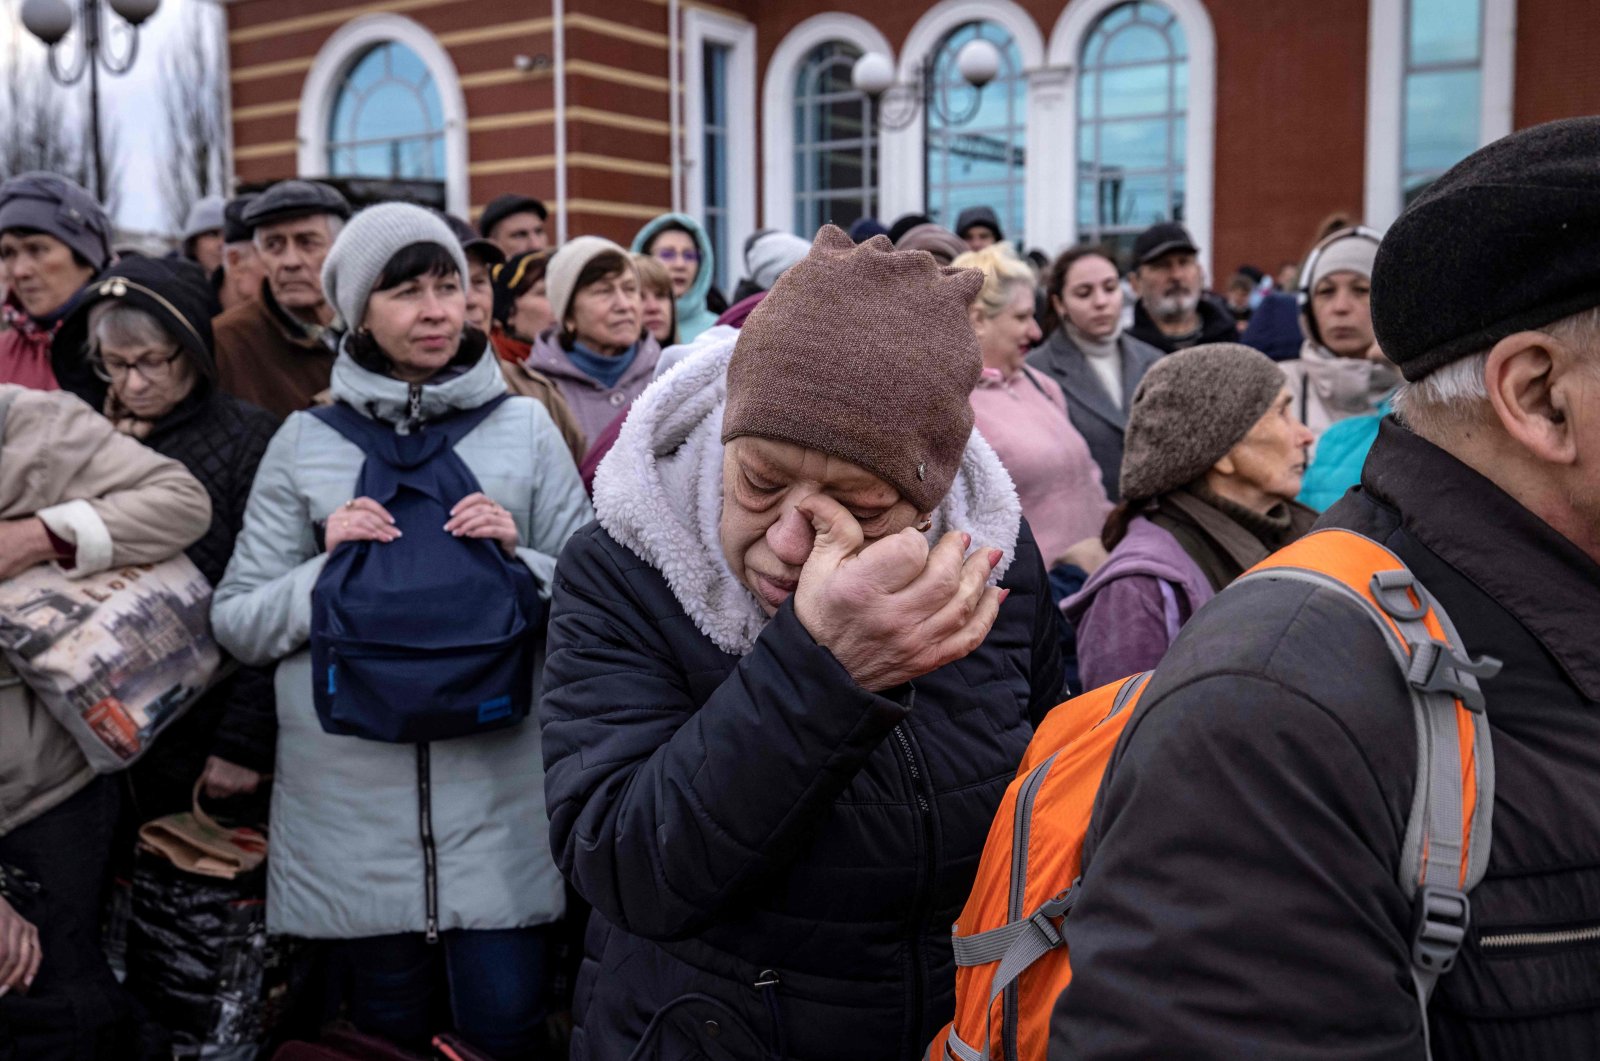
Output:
[1053, 419, 1600, 1057]
[542, 520, 1062, 1061]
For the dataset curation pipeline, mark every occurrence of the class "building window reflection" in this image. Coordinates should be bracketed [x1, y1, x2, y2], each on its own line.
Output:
[1076, 1, 1187, 263]
[703, 41, 732, 293]
[327, 41, 446, 182]
[794, 40, 877, 235]
[1402, 0, 1482, 205]
[926, 21, 1025, 242]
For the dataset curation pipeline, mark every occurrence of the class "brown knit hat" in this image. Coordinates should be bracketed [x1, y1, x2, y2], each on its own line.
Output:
[1119, 343, 1288, 500]
[722, 224, 984, 512]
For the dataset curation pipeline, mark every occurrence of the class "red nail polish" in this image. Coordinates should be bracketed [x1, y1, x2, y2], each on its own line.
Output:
[961, 533, 972, 550]
[989, 549, 1003, 568]
[999, 588, 1011, 603]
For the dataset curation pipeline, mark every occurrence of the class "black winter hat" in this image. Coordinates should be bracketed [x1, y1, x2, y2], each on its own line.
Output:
[886, 212, 933, 245]
[1132, 221, 1198, 266]
[1372, 116, 1600, 381]
[222, 195, 258, 243]
[478, 193, 548, 239]
[51, 257, 218, 409]
[954, 205, 1004, 241]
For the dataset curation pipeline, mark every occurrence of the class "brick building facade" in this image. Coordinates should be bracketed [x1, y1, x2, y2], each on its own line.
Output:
[223, 0, 1600, 287]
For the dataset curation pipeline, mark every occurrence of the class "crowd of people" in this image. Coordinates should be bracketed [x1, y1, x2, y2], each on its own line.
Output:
[0, 112, 1598, 1061]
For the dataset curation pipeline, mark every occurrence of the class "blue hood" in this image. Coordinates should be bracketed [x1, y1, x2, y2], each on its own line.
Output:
[632, 212, 718, 341]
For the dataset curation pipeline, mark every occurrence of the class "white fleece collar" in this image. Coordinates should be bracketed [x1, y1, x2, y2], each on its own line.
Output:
[592, 334, 1021, 656]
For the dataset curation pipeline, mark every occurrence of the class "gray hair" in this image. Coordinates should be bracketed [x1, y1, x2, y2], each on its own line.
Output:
[1393, 305, 1600, 440]
[88, 301, 174, 355]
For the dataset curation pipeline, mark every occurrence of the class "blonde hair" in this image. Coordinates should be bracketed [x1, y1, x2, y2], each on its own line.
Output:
[631, 252, 674, 300]
[952, 244, 1037, 319]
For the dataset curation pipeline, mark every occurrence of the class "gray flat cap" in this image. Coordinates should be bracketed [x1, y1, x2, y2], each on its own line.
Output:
[242, 179, 351, 229]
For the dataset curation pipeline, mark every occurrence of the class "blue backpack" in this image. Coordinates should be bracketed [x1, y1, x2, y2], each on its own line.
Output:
[308, 396, 542, 743]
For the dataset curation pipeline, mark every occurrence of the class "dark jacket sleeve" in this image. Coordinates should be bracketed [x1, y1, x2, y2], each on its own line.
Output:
[206, 401, 281, 774]
[1051, 602, 1424, 1058]
[539, 527, 912, 942]
[1020, 520, 1066, 726]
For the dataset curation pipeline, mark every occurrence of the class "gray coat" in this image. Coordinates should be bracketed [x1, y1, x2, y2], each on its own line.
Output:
[1026, 329, 1163, 502]
[212, 345, 592, 938]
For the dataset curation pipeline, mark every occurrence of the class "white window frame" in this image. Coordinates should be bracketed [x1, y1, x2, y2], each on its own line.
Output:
[886, 0, 1046, 231]
[685, 8, 757, 285]
[1364, 0, 1516, 229]
[762, 12, 895, 234]
[297, 13, 469, 217]
[1048, 0, 1216, 274]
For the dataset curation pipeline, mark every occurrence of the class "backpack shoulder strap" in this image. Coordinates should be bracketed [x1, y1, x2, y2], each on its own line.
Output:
[1236, 528, 1501, 1058]
[309, 393, 511, 464]
[418, 392, 510, 450]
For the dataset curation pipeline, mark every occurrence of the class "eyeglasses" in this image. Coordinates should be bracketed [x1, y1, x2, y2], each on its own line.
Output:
[92, 350, 184, 383]
[654, 249, 700, 264]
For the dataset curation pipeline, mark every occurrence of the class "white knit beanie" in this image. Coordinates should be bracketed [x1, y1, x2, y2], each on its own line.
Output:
[321, 202, 469, 330]
[747, 231, 811, 291]
[1305, 230, 1379, 291]
[546, 235, 630, 327]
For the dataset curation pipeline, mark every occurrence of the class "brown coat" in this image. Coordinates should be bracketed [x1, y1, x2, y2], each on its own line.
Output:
[0, 386, 212, 836]
[213, 282, 338, 420]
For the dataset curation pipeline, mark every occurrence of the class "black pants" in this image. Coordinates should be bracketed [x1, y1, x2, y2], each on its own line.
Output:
[0, 776, 150, 1061]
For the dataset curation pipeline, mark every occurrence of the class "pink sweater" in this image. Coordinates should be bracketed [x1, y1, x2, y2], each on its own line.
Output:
[970, 365, 1111, 566]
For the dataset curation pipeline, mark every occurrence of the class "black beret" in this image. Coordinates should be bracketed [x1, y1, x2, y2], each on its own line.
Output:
[1372, 116, 1600, 381]
[223, 194, 257, 243]
[241, 179, 351, 228]
[477, 193, 547, 239]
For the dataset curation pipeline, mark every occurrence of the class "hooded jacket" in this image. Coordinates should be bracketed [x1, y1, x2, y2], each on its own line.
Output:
[211, 340, 592, 938]
[51, 259, 283, 793]
[0, 386, 211, 837]
[632, 212, 719, 342]
[541, 336, 1064, 1060]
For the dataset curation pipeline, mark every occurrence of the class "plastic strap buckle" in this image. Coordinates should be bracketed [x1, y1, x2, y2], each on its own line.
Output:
[1408, 640, 1503, 713]
[1411, 886, 1471, 974]
[1028, 883, 1080, 950]
[1371, 569, 1428, 621]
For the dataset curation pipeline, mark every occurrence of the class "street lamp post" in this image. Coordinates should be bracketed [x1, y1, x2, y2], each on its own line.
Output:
[20, 0, 162, 202]
[850, 37, 1002, 132]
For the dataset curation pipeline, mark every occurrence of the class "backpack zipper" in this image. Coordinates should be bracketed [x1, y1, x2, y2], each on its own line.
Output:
[417, 742, 440, 943]
[1003, 756, 1059, 1059]
[893, 722, 933, 1050]
[1480, 923, 1600, 951]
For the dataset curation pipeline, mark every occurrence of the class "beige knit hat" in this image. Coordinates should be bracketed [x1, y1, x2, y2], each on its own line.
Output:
[1119, 343, 1288, 501]
[722, 224, 984, 512]
[546, 235, 630, 328]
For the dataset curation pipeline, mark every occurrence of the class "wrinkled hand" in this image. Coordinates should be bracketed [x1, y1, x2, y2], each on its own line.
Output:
[0, 518, 55, 581]
[201, 756, 262, 800]
[1057, 536, 1109, 575]
[793, 493, 1005, 692]
[445, 493, 518, 557]
[0, 894, 40, 999]
[325, 498, 399, 551]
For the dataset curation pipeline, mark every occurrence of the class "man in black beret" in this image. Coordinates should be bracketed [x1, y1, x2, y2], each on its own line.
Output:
[1125, 220, 1238, 354]
[216, 194, 263, 314]
[212, 179, 350, 419]
[477, 192, 547, 257]
[1050, 117, 1600, 1058]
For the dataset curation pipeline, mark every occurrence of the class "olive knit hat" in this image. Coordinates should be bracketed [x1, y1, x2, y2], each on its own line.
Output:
[722, 224, 984, 513]
[1119, 342, 1287, 500]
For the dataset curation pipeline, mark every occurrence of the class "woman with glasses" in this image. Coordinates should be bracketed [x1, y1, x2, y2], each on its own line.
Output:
[631, 213, 723, 342]
[51, 256, 281, 819]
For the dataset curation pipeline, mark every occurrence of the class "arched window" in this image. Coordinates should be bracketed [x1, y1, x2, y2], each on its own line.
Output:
[794, 41, 877, 235]
[326, 41, 446, 182]
[1076, 2, 1188, 262]
[925, 22, 1025, 240]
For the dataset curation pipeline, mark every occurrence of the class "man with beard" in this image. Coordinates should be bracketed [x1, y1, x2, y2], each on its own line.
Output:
[1126, 222, 1238, 354]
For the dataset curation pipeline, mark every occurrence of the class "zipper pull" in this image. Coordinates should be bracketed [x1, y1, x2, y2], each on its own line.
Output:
[407, 384, 423, 428]
[425, 915, 439, 945]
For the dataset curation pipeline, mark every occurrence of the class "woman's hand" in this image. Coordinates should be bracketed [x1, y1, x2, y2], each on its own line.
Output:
[0, 894, 40, 999]
[201, 756, 263, 799]
[446, 493, 519, 556]
[0, 518, 56, 580]
[325, 498, 400, 551]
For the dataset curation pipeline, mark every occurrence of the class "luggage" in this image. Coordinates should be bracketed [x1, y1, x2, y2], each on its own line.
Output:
[308, 397, 543, 744]
[931, 529, 1501, 1061]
